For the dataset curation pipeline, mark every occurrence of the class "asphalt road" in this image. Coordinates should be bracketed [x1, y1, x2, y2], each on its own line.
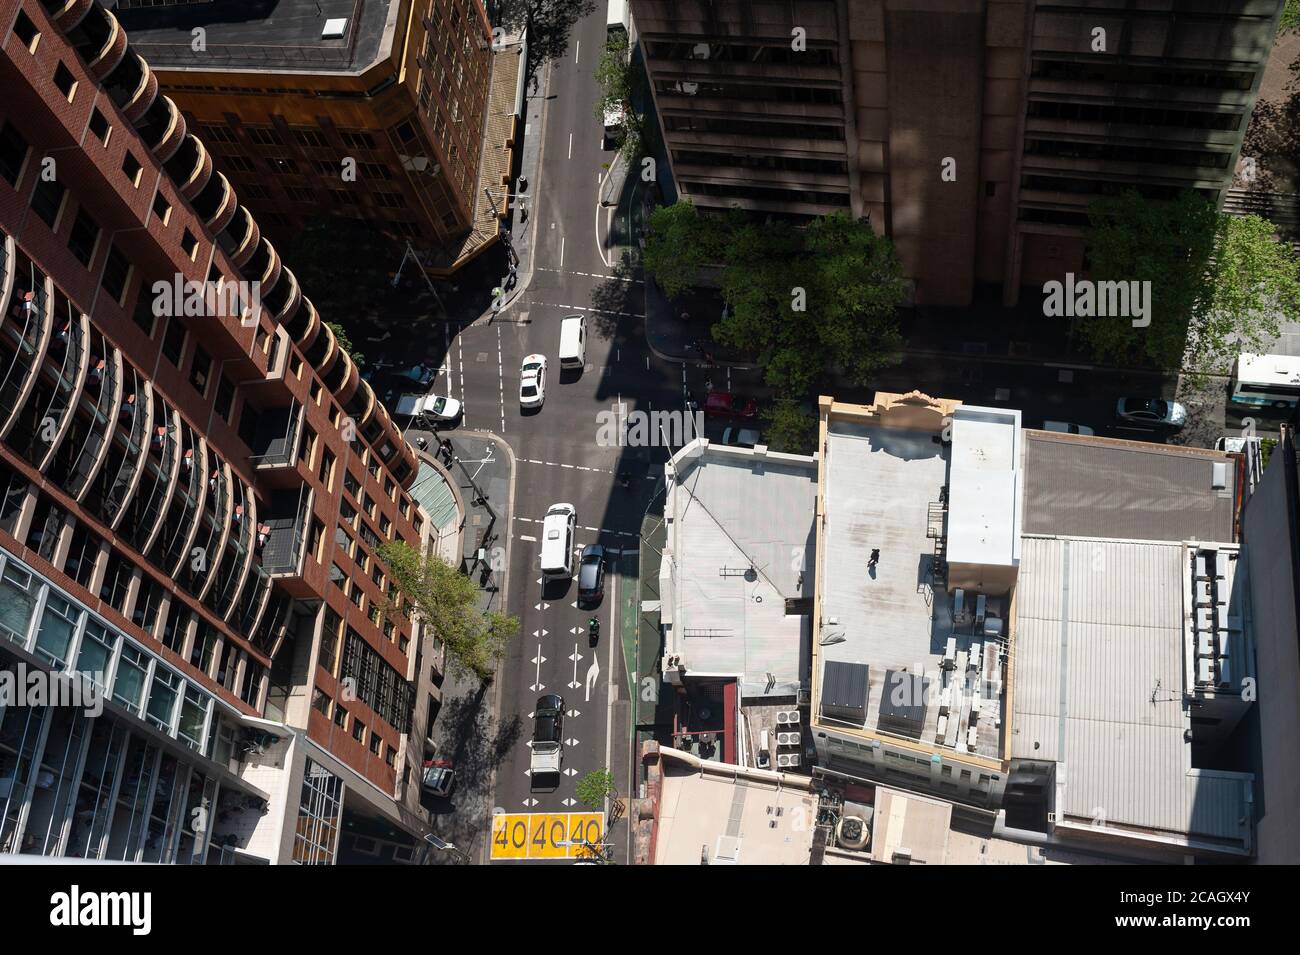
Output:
[445, 11, 694, 861]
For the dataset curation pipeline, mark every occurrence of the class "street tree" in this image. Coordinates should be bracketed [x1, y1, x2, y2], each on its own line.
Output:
[593, 31, 633, 121]
[378, 541, 519, 682]
[576, 767, 625, 836]
[762, 399, 818, 455]
[327, 322, 366, 370]
[716, 211, 905, 396]
[642, 201, 720, 300]
[498, 0, 597, 81]
[1083, 190, 1300, 372]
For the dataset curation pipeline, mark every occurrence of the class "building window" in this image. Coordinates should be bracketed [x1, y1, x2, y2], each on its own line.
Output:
[31, 176, 66, 228]
[13, 10, 39, 51]
[224, 154, 256, 173]
[100, 243, 131, 303]
[333, 704, 347, 728]
[152, 190, 171, 226]
[0, 120, 29, 185]
[181, 228, 199, 260]
[245, 126, 283, 147]
[121, 150, 142, 186]
[53, 61, 76, 101]
[293, 759, 344, 865]
[214, 374, 235, 422]
[189, 346, 212, 395]
[68, 207, 100, 266]
[162, 316, 186, 365]
[352, 719, 366, 743]
[89, 108, 110, 144]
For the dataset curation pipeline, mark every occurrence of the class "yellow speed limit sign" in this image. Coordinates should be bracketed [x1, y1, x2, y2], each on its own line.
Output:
[491, 812, 604, 860]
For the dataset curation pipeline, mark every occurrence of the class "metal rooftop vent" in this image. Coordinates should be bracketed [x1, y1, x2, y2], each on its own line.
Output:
[322, 18, 348, 39]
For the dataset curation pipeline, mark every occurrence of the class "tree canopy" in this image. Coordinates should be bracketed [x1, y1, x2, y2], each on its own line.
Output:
[1082, 189, 1300, 372]
[378, 541, 519, 682]
[644, 203, 904, 396]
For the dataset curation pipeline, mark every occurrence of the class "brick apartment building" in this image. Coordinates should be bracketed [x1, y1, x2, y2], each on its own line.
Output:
[635, 0, 1283, 305]
[116, 0, 520, 273]
[0, 0, 445, 863]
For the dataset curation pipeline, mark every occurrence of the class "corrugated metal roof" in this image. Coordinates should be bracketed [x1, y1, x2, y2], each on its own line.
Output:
[1023, 434, 1235, 542]
[1013, 536, 1251, 846]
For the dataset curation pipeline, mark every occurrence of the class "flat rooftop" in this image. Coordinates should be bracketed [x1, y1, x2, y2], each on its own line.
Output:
[817, 407, 1005, 760]
[652, 756, 815, 865]
[1013, 535, 1252, 851]
[663, 442, 817, 698]
[1023, 432, 1236, 543]
[117, 0, 396, 74]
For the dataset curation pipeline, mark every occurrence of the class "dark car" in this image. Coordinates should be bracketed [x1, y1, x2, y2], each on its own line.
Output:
[704, 391, 758, 418]
[578, 544, 605, 604]
[533, 694, 565, 746]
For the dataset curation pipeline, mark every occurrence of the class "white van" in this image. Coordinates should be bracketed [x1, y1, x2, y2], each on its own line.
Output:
[558, 316, 586, 371]
[540, 503, 577, 580]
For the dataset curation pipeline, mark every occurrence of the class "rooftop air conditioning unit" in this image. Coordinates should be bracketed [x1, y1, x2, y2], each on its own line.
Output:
[777, 753, 801, 768]
[776, 710, 798, 725]
[778, 732, 801, 747]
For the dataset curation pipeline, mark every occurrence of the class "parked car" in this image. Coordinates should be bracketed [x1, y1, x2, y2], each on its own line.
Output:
[704, 391, 758, 418]
[578, 544, 605, 604]
[722, 426, 760, 447]
[421, 758, 456, 798]
[1042, 420, 1095, 436]
[520, 354, 547, 408]
[1115, 398, 1187, 428]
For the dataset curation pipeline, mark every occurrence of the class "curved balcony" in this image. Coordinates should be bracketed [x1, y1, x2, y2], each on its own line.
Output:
[64, 2, 121, 79]
[162, 134, 212, 201]
[50, 0, 95, 33]
[192, 172, 236, 236]
[217, 206, 259, 270]
[241, 237, 281, 291]
[121, 59, 158, 125]
[268, 269, 301, 326]
[101, 47, 144, 110]
[284, 295, 317, 344]
[304, 322, 337, 375]
[341, 376, 375, 426]
[137, 95, 185, 162]
[321, 346, 353, 394]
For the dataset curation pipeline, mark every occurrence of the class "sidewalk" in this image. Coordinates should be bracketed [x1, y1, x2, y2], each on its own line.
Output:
[408, 426, 518, 864]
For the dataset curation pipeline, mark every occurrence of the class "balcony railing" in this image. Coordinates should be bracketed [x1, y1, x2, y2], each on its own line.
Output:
[247, 401, 302, 469]
[259, 486, 311, 576]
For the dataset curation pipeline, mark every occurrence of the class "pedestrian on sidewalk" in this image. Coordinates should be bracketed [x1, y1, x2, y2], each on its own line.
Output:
[415, 436, 428, 452]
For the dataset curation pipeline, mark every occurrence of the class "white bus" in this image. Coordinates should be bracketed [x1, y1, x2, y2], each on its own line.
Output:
[1230, 353, 1300, 410]
[607, 0, 627, 34]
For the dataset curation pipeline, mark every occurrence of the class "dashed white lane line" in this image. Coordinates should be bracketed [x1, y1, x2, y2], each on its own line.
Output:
[530, 302, 644, 318]
[519, 534, 537, 542]
[535, 267, 641, 283]
[497, 325, 505, 434]
[513, 516, 636, 538]
[517, 458, 655, 478]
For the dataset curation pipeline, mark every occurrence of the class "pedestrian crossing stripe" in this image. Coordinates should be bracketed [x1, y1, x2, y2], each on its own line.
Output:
[490, 812, 604, 860]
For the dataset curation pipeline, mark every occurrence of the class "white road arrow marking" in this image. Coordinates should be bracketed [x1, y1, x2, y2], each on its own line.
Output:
[566, 709, 582, 718]
[523, 798, 537, 807]
[562, 798, 576, 807]
[533, 602, 551, 611]
[585, 657, 601, 702]
[565, 737, 580, 746]
[531, 629, 549, 639]
[571, 601, 580, 609]
[564, 768, 578, 777]
[569, 626, 585, 635]
[530, 645, 547, 692]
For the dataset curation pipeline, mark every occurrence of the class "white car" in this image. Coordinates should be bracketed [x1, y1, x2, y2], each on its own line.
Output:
[520, 354, 546, 408]
[394, 392, 461, 423]
[722, 426, 760, 447]
[1042, 421, 1095, 436]
[1115, 398, 1187, 428]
